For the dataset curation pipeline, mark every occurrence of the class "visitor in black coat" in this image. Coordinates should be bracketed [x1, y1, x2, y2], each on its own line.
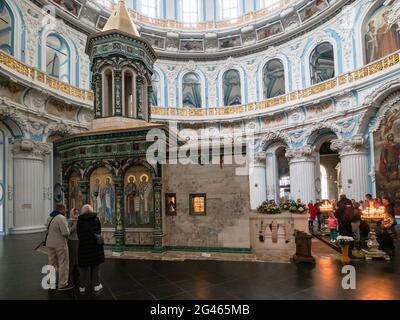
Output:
[334, 194, 353, 236]
[77, 204, 105, 294]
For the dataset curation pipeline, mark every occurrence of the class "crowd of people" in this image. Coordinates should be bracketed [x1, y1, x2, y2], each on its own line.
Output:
[44, 203, 105, 292]
[307, 194, 398, 256]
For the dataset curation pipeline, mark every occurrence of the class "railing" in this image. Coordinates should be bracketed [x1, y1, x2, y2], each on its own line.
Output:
[151, 51, 400, 117]
[0, 51, 94, 103]
[1, 50, 400, 117]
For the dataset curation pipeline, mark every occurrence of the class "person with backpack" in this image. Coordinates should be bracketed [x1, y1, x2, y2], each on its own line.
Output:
[77, 204, 105, 294]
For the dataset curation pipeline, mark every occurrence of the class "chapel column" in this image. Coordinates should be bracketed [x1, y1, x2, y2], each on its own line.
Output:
[11, 139, 52, 233]
[265, 151, 280, 203]
[152, 177, 163, 252]
[331, 135, 369, 201]
[249, 153, 267, 210]
[114, 69, 122, 116]
[113, 176, 125, 253]
[286, 146, 316, 203]
[136, 76, 143, 119]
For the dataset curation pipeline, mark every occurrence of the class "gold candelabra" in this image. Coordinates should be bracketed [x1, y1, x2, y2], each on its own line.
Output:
[320, 200, 333, 213]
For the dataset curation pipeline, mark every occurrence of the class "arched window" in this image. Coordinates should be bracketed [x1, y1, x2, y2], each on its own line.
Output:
[309, 42, 334, 85]
[0, 2, 14, 56]
[151, 72, 160, 106]
[123, 69, 135, 117]
[182, 72, 202, 108]
[46, 34, 70, 83]
[103, 68, 113, 117]
[140, 0, 160, 18]
[181, 0, 200, 23]
[263, 59, 285, 99]
[222, 69, 241, 106]
[259, 0, 280, 9]
[220, 0, 239, 20]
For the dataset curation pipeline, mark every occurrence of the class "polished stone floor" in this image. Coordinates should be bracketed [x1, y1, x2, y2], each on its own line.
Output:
[1, 232, 399, 300]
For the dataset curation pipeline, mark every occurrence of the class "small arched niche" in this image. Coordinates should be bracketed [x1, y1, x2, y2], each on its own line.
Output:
[102, 68, 113, 117]
[123, 69, 136, 118]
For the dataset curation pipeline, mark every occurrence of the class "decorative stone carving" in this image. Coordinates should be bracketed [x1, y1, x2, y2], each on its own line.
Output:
[288, 107, 306, 124]
[0, 103, 28, 130]
[285, 146, 316, 162]
[335, 92, 356, 112]
[12, 139, 52, 159]
[281, 10, 300, 31]
[23, 89, 47, 112]
[331, 134, 367, 156]
[28, 120, 45, 137]
[78, 108, 94, 124]
[389, 0, 400, 26]
[367, 89, 400, 133]
[261, 131, 290, 150]
[45, 122, 74, 137]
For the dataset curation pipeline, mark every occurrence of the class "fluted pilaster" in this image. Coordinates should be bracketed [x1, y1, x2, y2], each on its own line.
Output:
[265, 152, 279, 203]
[11, 139, 52, 234]
[249, 153, 266, 210]
[331, 135, 369, 200]
[286, 146, 316, 203]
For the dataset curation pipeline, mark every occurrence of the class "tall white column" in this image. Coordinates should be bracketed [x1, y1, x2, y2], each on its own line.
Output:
[314, 153, 321, 200]
[265, 151, 279, 203]
[286, 146, 316, 203]
[249, 154, 266, 210]
[331, 135, 369, 201]
[11, 139, 52, 234]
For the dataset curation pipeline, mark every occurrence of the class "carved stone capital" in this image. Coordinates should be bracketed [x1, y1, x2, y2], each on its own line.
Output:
[330, 134, 367, 156]
[285, 145, 316, 163]
[45, 122, 74, 137]
[12, 139, 52, 160]
[251, 152, 266, 165]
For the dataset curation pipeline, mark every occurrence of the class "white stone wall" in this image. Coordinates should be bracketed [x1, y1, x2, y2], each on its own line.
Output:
[162, 162, 250, 249]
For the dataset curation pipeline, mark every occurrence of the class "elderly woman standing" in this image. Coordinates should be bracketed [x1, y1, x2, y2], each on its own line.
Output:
[77, 204, 105, 293]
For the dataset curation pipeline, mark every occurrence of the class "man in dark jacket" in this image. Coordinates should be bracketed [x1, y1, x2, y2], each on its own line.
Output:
[77, 204, 105, 294]
[334, 194, 353, 236]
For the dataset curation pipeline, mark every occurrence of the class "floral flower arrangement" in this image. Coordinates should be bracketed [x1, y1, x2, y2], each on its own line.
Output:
[280, 202, 290, 211]
[257, 201, 281, 214]
[336, 236, 354, 246]
[280, 200, 308, 214]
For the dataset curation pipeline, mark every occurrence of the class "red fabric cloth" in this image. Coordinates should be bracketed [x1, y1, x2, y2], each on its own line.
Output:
[308, 203, 317, 219]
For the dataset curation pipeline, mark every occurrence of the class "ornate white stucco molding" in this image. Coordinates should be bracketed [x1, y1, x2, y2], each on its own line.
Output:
[45, 121, 75, 137]
[368, 90, 400, 133]
[330, 134, 367, 156]
[12, 139, 52, 160]
[0, 102, 28, 131]
[260, 131, 291, 150]
[285, 145, 316, 163]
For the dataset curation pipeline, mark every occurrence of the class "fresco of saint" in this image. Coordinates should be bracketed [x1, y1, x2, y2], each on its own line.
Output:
[102, 177, 114, 224]
[364, 5, 400, 64]
[379, 133, 400, 181]
[92, 178, 102, 216]
[69, 179, 82, 210]
[125, 176, 137, 225]
[138, 174, 151, 224]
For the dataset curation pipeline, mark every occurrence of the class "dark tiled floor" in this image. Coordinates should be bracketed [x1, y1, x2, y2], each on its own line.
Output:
[1, 233, 400, 300]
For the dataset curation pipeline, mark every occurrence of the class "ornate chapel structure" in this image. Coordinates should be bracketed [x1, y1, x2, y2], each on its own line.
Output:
[0, 0, 400, 254]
